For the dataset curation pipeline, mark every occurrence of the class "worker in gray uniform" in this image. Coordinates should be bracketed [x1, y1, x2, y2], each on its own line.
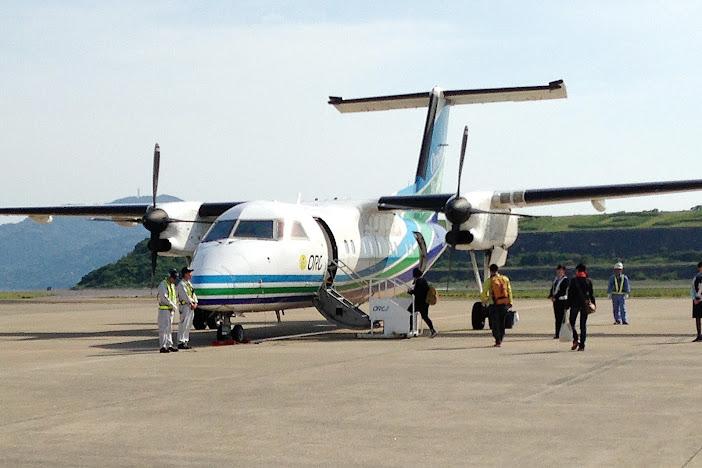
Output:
[157, 269, 179, 353]
[176, 266, 198, 349]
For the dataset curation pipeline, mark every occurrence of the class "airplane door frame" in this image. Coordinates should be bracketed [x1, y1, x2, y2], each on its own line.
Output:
[314, 217, 338, 285]
[413, 231, 428, 272]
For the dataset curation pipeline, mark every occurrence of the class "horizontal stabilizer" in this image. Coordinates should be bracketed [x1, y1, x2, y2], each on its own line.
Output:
[329, 80, 566, 113]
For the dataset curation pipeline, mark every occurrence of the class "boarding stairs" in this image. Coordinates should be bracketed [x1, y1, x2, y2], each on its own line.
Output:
[358, 277, 420, 338]
[312, 260, 419, 337]
[313, 259, 371, 329]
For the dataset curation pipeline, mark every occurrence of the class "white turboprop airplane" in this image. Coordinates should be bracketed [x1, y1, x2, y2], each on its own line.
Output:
[3, 79, 702, 341]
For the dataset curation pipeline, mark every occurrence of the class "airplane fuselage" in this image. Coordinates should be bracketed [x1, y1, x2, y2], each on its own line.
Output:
[189, 200, 446, 312]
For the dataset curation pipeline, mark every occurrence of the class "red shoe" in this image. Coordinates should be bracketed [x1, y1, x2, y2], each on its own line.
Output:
[571, 339, 579, 351]
[493, 341, 501, 347]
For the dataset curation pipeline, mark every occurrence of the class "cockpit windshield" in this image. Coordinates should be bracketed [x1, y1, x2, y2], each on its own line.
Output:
[232, 220, 274, 239]
[203, 218, 307, 242]
[202, 219, 236, 242]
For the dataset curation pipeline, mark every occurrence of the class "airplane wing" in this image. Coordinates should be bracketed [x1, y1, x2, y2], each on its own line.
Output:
[490, 179, 702, 209]
[377, 179, 702, 212]
[0, 202, 242, 223]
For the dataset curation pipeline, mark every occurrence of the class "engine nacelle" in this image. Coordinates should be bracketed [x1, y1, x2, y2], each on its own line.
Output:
[446, 192, 519, 251]
[154, 201, 214, 257]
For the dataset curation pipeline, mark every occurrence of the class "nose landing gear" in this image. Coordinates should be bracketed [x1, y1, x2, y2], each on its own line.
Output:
[215, 312, 246, 343]
[194, 309, 246, 342]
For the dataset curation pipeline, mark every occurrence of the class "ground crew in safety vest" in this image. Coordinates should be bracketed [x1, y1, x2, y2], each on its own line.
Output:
[176, 266, 198, 349]
[157, 269, 180, 353]
[607, 262, 630, 325]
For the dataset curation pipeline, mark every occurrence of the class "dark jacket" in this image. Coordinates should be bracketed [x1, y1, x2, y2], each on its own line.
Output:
[410, 277, 429, 311]
[568, 276, 595, 308]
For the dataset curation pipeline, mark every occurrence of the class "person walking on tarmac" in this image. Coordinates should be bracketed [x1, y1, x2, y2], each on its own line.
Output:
[548, 264, 570, 339]
[408, 267, 438, 338]
[691, 261, 702, 342]
[157, 269, 179, 353]
[481, 264, 513, 347]
[177, 266, 198, 350]
[607, 262, 630, 325]
[568, 263, 596, 351]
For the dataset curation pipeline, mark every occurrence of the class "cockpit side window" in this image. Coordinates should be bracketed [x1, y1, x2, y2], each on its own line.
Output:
[290, 221, 308, 240]
[232, 220, 275, 239]
[203, 219, 236, 242]
[275, 220, 308, 240]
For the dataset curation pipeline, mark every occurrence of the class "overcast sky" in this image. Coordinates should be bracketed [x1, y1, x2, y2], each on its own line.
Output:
[2, 1, 701, 224]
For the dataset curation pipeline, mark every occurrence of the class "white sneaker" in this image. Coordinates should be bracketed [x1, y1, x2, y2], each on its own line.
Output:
[430, 330, 438, 338]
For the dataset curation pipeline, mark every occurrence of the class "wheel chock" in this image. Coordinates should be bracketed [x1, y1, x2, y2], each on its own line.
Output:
[211, 339, 253, 346]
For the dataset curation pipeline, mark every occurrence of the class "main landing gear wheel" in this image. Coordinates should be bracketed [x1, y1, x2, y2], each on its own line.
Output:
[471, 301, 486, 330]
[232, 324, 245, 343]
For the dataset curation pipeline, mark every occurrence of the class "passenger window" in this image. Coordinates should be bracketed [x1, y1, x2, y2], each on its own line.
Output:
[203, 219, 236, 242]
[344, 240, 349, 254]
[350, 240, 356, 254]
[232, 220, 274, 239]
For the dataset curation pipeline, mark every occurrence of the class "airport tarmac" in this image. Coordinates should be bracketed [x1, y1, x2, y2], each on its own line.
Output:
[0, 295, 701, 467]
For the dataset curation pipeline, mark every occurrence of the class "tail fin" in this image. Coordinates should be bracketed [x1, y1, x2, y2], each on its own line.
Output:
[403, 87, 449, 196]
[328, 80, 566, 196]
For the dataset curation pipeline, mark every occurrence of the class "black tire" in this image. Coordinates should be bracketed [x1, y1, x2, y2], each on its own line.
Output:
[206, 313, 219, 330]
[193, 308, 207, 330]
[232, 324, 245, 343]
[471, 301, 486, 330]
[216, 324, 227, 341]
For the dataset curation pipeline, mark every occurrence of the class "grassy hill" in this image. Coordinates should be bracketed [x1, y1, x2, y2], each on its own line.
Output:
[428, 209, 702, 285]
[75, 239, 187, 288]
[519, 208, 702, 232]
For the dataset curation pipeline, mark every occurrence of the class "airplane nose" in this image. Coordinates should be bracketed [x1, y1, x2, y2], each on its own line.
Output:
[190, 247, 253, 281]
[190, 246, 257, 310]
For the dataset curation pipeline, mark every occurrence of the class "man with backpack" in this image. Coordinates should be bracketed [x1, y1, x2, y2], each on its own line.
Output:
[408, 267, 438, 338]
[481, 264, 513, 347]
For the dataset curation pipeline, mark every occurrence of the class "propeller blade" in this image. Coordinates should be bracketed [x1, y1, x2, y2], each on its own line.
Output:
[150, 232, 159, 291]
[167, 218, 212, 224]
[457, 126, 468, 198]
[152, 143, 160, 208]
[446, 244, 456, 291]
[470, 208, 540, 218]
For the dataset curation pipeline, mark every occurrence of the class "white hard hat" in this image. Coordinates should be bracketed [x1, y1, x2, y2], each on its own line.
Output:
[614, 262, 624, 269]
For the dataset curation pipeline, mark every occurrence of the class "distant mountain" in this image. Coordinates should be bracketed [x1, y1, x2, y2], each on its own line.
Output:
[109, 195, 181, 204]
[0, 195, 180, 290]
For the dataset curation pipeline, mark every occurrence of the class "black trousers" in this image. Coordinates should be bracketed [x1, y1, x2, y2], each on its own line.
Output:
[570, 305, 589, 348]
[553, 301, 568, 337]
[409, 306, 434, 331]
[488, 304, 507, 343]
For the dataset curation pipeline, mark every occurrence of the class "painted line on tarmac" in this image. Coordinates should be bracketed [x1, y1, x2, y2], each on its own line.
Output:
[520, 350, 654, 403]
[252, 329, 341, 343]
